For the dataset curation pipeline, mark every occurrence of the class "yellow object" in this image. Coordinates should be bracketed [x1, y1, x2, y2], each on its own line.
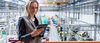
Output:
[71, 27, 73, 29]
[17, 6, 19, 8]
[41, 19, 44, 23]
[60, 31, 62, 33]
[0, 22, 5, 25]
[61, 2, 69, 4]
[53, 16, 56, 18]
[0, 31, 1, 35]
[22, 6, 25, 8]
[58, 27, 60, 28]
[65, 32, 67, 34]
[62, 35, 63, 36]
[79, 32, 83, 37]
[60, 31, 67, 33]
[71, 21, 73, 24]
[49, 17, 51, 19]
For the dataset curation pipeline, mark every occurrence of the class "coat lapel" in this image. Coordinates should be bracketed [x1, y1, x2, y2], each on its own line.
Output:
[28, 15, 42, 29]
[22, 16, 35, 31]
[29, 18, 36, 28]
[23, 14, 42, 30]
[35, 15, 42, 24]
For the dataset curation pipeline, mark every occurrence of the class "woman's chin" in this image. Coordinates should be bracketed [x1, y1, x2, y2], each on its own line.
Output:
[31, 13, 35, 15]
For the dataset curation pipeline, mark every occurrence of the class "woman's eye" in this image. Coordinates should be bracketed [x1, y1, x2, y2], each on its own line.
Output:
[36, 7, 38, 9]
[32, 7, 34, 9]
[31, 7, 38, 9]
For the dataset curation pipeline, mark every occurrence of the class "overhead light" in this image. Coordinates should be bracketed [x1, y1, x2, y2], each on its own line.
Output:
[45, 0, 47, 1]
[18, 1, 24, 5]
[63, 0, 65, 2]
[22, 0, 28, 2]
[39, 4, 43, 6]
[54, 0, 56, 1]
[4, 0, 10, 1]
[53, 2, 54, 3]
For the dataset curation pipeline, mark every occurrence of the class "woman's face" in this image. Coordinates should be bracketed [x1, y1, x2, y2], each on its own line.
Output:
[30, 2, 38, 15]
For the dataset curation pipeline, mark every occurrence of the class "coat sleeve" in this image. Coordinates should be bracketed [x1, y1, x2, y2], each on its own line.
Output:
[18, 17, 34, 42]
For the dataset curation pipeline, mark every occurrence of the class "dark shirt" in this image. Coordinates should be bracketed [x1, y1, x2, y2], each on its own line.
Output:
[34, 15, 44, 37]
[34, 16, 38, 26]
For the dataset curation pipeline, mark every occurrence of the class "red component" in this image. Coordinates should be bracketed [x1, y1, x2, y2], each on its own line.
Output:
[46, 38, 49, 41]
[9, 39, 19, 42]
[57, 3, 60, 5]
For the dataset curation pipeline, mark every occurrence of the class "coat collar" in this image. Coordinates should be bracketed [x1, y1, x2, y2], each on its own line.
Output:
[27, 14, 41, 28]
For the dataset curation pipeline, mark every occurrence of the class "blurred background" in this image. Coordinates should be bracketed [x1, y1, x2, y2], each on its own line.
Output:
[0, 0, 100, 43]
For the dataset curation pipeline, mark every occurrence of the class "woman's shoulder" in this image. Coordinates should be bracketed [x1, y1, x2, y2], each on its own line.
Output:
[19, 16, 30, 19]
[35, 14, 41, 18]
[18, 17, 24, 22]
[19, 16, 28, 21]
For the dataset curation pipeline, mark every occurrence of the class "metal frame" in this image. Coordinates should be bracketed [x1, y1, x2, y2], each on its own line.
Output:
[0, 0, 25, 43]
[59, 0, 100, 41]
[60, 24, 100, 41]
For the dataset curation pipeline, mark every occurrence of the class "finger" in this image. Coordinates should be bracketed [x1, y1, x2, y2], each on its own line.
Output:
[37, 32, 40, 35]
[40, 34, 43, 36]
[41, 28, 44, 30]
[38, 28, 44, 33]
[35, 26, 38, 29]
[38, 28, 44, 31]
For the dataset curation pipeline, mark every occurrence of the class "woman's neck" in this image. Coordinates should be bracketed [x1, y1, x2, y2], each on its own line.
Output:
[30, 14, 35, 19]
[30, 14, 35, 21]
[31, 16, 34, 19]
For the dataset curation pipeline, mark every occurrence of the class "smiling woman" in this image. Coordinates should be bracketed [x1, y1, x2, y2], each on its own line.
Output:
[18, 0, 44, 43]
[30, 2, 38, 17]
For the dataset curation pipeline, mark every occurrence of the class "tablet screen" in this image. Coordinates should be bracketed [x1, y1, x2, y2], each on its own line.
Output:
[37, 24, 48, 35]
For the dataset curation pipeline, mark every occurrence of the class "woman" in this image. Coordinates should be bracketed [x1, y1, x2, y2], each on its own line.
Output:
[18, 0, 44, 43]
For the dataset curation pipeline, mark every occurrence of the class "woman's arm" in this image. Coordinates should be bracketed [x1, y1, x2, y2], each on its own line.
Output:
[18, 17, 34, 42]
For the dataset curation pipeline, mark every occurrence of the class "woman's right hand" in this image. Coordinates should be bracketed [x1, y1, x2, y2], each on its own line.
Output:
[31, 26, 44, 37]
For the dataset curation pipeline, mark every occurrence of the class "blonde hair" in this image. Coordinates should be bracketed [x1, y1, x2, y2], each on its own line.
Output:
[23, 0, 39, 17]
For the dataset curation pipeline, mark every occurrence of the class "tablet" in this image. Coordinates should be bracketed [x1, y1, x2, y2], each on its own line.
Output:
[37, 24, 48, 35]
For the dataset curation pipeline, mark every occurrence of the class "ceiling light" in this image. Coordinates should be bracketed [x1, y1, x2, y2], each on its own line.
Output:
[18, 1, 24, 5]
[63, 0, 65, 2]
[54, 0, 56, 1]
[4, 0, 10, 1]
[53, 2, 54, 3]
[22, 0, 28, 2]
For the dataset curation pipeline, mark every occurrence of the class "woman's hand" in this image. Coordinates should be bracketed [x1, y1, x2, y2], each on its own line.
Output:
[31, 26, 44, 37]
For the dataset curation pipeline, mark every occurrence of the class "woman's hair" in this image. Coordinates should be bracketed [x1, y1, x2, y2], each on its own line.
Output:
[23, 0, 39, 16]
